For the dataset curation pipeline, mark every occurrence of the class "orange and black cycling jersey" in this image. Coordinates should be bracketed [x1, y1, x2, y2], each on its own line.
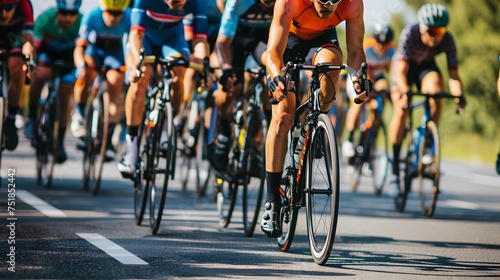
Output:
[288, 0, 360, 40]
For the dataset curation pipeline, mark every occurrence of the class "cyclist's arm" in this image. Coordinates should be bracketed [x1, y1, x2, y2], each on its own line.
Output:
[215, 0, 239, 71]
[266, 0, 291, 102]
[447, 67, 463, 97]
[266, 0, 290, 79]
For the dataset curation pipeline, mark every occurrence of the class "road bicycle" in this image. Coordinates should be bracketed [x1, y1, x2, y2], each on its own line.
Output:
[131, 49, 204, 234]
[80, 65, 126, 195]
[177, 58, 212, 196]
[275, 61, 369, 265]
[204, 66, 267, 237]
[34, 60, 74, 189]
[346, 89, 389, 195]
[394, 91, 463, 217]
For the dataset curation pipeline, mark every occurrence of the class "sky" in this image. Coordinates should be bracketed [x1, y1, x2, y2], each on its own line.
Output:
[32, 0, 417, 29]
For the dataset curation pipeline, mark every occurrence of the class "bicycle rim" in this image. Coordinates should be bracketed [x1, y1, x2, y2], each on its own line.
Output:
[305, 114, 340, 265]
[371, 120, 389, 196]
[419, 121, 440, 217]
[149, 108, 172, 235]
[91, 93, 109, 196]
[134, 126, 149, 226]
[241, 111, 266, 237]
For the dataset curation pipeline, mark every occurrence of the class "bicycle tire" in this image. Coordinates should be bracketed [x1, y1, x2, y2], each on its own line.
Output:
[217, 176, 238, 228]
[90, 92, 109, 196]
[277, 130, 300, 252]
[395, 128, 414, 213]
[418, 120, 440, 217]
[82, 100, 94, 191]
[305, 114, 340, 265]
[134, 120, 149, 226]
[36, 97, 59, 189]
[150, 105, 173, 235]
[370, 119, 389, 196]
[241, 110, 266, 237]
[347, 128, 363, 192]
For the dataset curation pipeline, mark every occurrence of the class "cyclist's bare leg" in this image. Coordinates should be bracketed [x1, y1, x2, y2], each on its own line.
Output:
[125, 64, 151, 127]
[420, 71, 444, 124]
[171, 65, 186, 114]
[73, 56, 97, 113]
[106, 69, 125, 124]
[7, 55, 25, 112]
[313, 46, 342, 113]
[28, 64, 52, 119]
[265, 92, 296, 172]
[58, 84, 73, 127]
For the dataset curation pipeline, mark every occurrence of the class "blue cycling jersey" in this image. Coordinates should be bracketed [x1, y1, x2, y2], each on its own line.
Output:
[78, 7, 131, 51]
[219, 0, 274, 39]
[131, 0, 207, 40]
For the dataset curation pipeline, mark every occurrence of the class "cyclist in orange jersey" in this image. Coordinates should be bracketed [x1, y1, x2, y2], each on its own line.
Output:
[262, 0, 370, 237]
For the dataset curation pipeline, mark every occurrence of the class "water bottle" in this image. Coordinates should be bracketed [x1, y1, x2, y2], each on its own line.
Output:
[294, 127, 306, 165]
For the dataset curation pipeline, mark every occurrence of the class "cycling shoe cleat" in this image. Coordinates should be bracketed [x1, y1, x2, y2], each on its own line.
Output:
[260, 201, 282, 237]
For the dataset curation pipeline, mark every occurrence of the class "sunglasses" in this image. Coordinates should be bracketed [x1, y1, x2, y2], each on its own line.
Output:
[58, 9, 78, 16]
[105, 10, 124, 16]
[0, 4, 16, 11]
[316, 0, 341, 5]
[427, 27, 446, 38]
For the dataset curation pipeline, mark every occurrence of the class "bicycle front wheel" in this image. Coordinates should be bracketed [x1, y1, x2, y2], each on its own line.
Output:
[134, 119, 150, 226]
[395, 128, 414, 213]
[36, 102, 59, 189]
[418, 120, 440, 217]
[90, 93, 109, 196]
[370, 119, 389, 196]
[305, 114, 340, 265]
[241, 110, 266, 237]
[149, 105, 174, 235]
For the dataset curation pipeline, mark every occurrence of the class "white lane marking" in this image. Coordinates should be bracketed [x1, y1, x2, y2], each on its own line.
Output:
[441, 199, 479, 210]
[77, 233, 148, 265]
[17, 190, 67, 217]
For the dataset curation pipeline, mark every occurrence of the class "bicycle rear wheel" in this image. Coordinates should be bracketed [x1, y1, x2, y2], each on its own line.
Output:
[305, 114, 340, 265]
[277, 131, 300, 252]
[370, 119, 389, 196]
[90, 93, 109, 196]
[150, 106, 173, 235]
[418, 120, 440, 217]
[241, 110, 266, 237]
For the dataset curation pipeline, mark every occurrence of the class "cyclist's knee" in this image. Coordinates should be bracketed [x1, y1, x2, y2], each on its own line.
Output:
[271, 112, 294, 133]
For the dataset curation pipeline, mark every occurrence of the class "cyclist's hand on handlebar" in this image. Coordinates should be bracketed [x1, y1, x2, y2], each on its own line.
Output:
[455, 94, 466, 114]
[352, 64, 373, 104]
[129, 64, 147, 83]
[219, 68, 238, 92]
[268, 75, 294, 104]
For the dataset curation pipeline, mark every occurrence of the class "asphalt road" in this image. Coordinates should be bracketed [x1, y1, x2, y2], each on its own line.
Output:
[0, 130, 499, 279]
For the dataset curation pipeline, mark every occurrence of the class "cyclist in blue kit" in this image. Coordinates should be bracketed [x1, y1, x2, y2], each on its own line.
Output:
[117, 0, 209, 178]
[72, 0, 131, 161]
[209, 0, 276, 172]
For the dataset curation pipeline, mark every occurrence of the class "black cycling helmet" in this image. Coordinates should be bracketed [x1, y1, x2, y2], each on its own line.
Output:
[372, 24, 394, 44]
[417, 3, 449, 27]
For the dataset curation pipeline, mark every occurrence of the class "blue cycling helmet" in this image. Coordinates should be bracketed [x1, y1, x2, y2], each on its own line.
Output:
[417, 3, 449, 27]
[56, 0, 82, 11]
